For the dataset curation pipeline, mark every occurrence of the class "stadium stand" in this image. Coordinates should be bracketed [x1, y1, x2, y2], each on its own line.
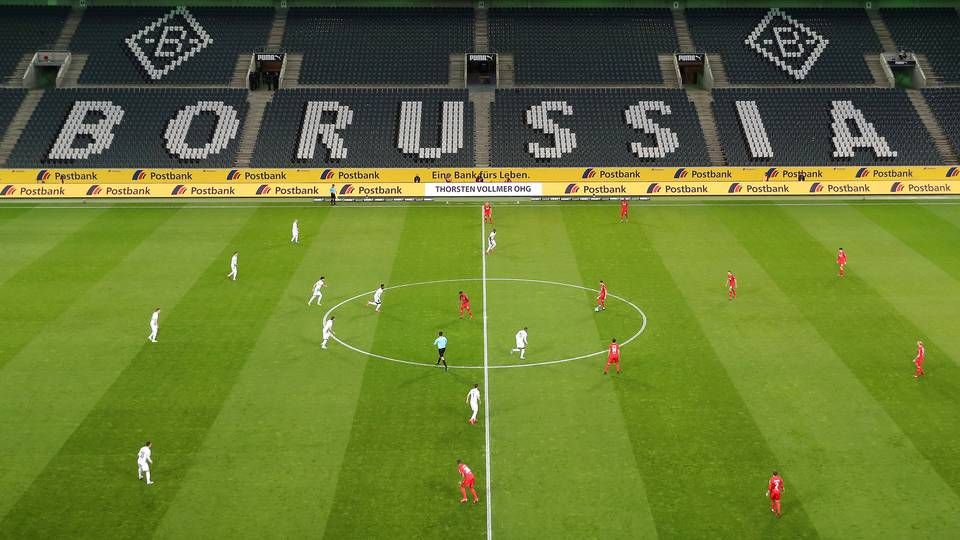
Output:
[0, 6, 70, 82]
[712, 88, 941, 165]
[491, 89, 709, 166]
[488, 9, 677, 85]
[921, 89, 960, 158]
[8, 89, 249, 167]
[0, 89, 26, 132]
[686, 8, 881, 84]
[69, 6, 273, 85]
[251, 89, 474, 167]
[283, 8, 472, 85]
[881, 9, 960, 83]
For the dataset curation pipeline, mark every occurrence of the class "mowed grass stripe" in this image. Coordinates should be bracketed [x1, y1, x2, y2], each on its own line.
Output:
[318, 207, 484, 539]
[485, 207, 658, 540]
[320, 207, 486, 539]
[154, 208, 408, 538]
[0, 207, 256, 523]
[0, 207, 105, 286]
[703, 205, 960, 536]
[785, 205, 960, 364]
[0, 208, 177, 371]
[561, 206, 816, 539]
[0, 208, 312, 538]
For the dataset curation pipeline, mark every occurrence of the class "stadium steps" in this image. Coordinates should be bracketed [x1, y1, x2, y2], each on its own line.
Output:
[658, 54, 679, 88]
[706, 54, 729, 87]
[4, 53, 33, 88]
[230, 55, 251, 89]
[865, 54, 892, 87]
[283, 53, 303, 88]
[59, 53, 88, 87]
[0, 90, 43, 165]
[449, 53, 465, 87]
[233, 91, 273, 167]
[916, 54, 944, 88]
[672, 9, 696, 51]
[266, 7, 288, 50]
[53, 7, 85, 51]
[867, 9, 898, 52]
[474, 6, 489, 52]
[906, 90, 958, 163]
[687, 91, 726, 165]
[498, 53, 515, 88]
[470, 88, 494, 167]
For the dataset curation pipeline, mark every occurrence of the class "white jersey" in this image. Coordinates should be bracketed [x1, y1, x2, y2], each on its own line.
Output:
[150, 312, 159, 327]
[467, 387, 481, 409]
[292, 221, 299, 235]
[313, 279, 324, 294]
[137, 446, 152, 463]
[515, 329, 528, 348]
[488, 231, 497, 246]
[373, 287, 384, 304]
[230, 254, 238, 269]
[323, 319, 334, 336]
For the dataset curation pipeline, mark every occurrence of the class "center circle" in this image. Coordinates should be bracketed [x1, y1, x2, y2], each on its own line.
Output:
[322, 278, 647, 370]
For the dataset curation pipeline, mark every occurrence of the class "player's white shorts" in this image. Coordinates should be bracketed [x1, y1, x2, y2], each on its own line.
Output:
[515, 339, 525, 349]
[488, 240, 497, 249]
[138, 460, 150, 473]
[470, 403, 479, 414]
[323, 331, 332, 341]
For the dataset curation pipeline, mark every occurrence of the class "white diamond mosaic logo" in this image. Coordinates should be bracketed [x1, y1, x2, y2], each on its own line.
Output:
[125, 6, 213, 81]
[745, 8, 828, 81]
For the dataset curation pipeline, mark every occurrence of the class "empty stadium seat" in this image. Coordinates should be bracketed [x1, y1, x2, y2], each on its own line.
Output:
[491, 89, 709, 166]
[921, 89, 960, 157]
[687, 8, 881, 84]
[283, 8, 472, 85]
[881, 9, 960, 83]
[8, 89, 249, 167]
[489, 9, 677, 84]
[0, 90, 26, 145]
[0, 7, 69, 82]
[252, 89, 474, 167]
[69, 6, 273, 85]
[712, 88, 940, 165]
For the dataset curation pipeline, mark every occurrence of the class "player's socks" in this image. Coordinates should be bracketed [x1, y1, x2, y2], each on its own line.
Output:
[471, 487, 479, 502]
[146, 472, 151, 484]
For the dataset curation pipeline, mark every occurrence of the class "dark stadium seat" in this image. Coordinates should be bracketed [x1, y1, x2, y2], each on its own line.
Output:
[251, 89, 474, 167]
[283, 8, 472, 85]
[921, 89, 960, 157]
[881, 9, 960, 83]
[0, 7, 69, 81]
[0, 89, 26, 135]
[687, 8, 881, 84]
[712, 88, 940, 165]
[8, 89, 249, 167]
[488, 9, 677, 84]
[491, 89, 709, 166]
[69, 6, 273, 85]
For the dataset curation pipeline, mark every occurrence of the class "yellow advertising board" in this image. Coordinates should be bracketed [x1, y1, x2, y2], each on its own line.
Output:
[3, 166, 959, 185]
[541, 180, 957, 196]
[0, 183, 426, 198]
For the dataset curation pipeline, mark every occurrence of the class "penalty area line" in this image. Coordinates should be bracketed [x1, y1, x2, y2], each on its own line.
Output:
[480, 206, 493, 540]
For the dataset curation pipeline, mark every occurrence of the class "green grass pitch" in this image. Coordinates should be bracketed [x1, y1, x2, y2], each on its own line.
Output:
[1, 199, 959, 539]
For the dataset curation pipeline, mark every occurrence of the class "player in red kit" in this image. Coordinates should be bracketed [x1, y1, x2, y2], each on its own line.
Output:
[595, 280, 607, 311]
[619, 198, 629, 223]
[482, 202, 493, 224]
[457, 459, 479, 504]
[726, 272, 737, 300]
[837, 248, 847, 277]
[458, 290, 473, 319]
[914, 340, 925, 379]
[767, 471, 784, 518]
[604, 338, 621, 374]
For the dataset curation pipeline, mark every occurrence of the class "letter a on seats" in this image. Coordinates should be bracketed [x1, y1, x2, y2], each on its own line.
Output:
[830, 100, 898, 159]
[48, 101, 125, 161]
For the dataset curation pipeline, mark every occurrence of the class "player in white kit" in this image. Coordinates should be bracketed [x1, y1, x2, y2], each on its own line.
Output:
[486, 229, 497, 254]
[510, 326, 528, 359]
[307, 276, 325, 306]
[227, 251, 238, 281]
[291, 219, 300, 244]
[322, 316, 335, 349]
[367, 284, 385, 312]
[148, 308, 160, 343]
[466, 384, 481, 424]
[137, 441, 153, 485]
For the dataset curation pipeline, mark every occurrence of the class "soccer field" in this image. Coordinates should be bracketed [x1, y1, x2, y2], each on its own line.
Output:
[1, 199, 960, 539]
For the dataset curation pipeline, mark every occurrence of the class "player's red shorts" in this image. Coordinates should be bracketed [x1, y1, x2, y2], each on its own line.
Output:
[461, 476, 475, 488]
[770, 490, 781, 501]
[461, 302, 470, 309]
[606, 357, 619, 365]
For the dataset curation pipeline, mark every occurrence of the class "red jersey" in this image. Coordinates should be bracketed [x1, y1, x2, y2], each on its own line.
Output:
[459, 292, 470, 306]
[598, 283, 608, 299]
[916, 344, 925, 363]
[620, 199, 629, 213]
[483, 203, 491, 216]
[837, 251, 847, 266]
[458, 463, 475, 480]
[608, 343, 620, 360]
[727, 274, 737, 288]
[768, 475, 784, 495]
